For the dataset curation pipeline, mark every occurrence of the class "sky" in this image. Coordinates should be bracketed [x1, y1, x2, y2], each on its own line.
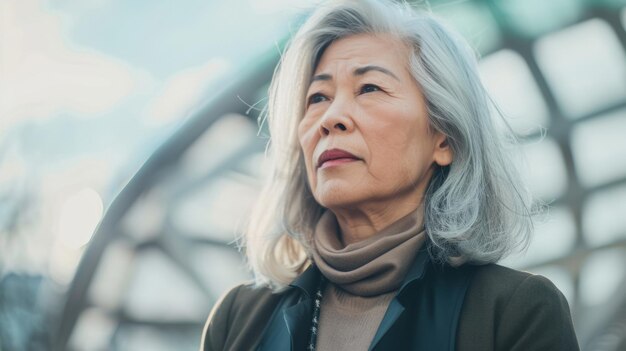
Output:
[0, 0, 312, 276]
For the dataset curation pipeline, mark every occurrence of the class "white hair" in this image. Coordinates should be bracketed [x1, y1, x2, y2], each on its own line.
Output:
[242, 0, 534, 292]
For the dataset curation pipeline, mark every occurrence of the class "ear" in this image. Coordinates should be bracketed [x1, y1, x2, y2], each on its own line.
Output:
[433, 132, 453, 166]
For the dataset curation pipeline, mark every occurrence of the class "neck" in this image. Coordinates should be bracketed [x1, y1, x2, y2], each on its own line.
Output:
[331, 201, 424, 245]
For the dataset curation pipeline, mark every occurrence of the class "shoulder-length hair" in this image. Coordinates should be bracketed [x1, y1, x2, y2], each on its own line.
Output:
[242, 0, 534, 292]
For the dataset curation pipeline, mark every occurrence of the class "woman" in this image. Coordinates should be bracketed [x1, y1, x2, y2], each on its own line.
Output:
[201, 0, 579, 350]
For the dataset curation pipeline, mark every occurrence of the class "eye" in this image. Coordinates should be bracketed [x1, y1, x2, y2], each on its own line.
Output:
[360, 84, 381, 94]
[308, 93, 328, 105]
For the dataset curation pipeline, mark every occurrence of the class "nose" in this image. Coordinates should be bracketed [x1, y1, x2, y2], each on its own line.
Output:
[318, 98, 355, 136]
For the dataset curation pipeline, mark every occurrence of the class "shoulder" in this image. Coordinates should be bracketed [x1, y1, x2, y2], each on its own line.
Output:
[458, 264, 579, 351]
[467, 263, 568, 311]
[201, 281, 285, 351]
[469, 263, 539, 298]
[221, 281, 279, 311]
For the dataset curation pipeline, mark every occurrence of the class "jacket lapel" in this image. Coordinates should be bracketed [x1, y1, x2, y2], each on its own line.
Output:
[368, 246, 430, 350]
[257, 264, 321, 351]
[368, 299, 405, 350]
[369, 247, 477, 351]
[283, 299, 314, 350]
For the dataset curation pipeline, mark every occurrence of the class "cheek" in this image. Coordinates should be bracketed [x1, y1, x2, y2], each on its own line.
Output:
[368, 119, 417, 156]
[366, 119, 430, 177]
[298, 128, 317, 163]
[298, 122, 319, 184]
[298, 119, 314, 152]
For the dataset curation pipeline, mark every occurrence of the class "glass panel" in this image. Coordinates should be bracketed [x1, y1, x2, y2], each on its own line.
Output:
[120, 187, 167, 242]
[570, 108, 626, 187]
[534, 19, 626, 119]
[179, 113, 257, 178]
[501, 206, 576, 268]
[583, 184, 626, 247]
[521, 138, 568, 200]
[433, 1, 502, 54]
[579, 248, 626, 306]
[88, 241, 135, 311]
[189, 247, 251, 298]
[494, 0, 584, 38]
[68, 307, 116, 351]
[173, 173, 259, 242]
[479, 49, 550, 136]
[123, 249, 208, 322]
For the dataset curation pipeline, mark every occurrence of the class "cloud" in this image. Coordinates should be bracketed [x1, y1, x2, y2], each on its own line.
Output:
[0, 0, 142, 127]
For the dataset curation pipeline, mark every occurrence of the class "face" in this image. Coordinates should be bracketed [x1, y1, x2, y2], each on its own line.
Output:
[297, 33, 452, 212]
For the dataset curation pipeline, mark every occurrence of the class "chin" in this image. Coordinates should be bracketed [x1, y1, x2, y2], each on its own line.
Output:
[314, 189, 363, 210]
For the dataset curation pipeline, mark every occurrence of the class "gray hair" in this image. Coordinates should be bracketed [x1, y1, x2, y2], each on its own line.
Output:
[243, 0, 534, 291]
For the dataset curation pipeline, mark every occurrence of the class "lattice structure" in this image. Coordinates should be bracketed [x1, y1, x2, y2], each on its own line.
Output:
[50, 1, 626, 350]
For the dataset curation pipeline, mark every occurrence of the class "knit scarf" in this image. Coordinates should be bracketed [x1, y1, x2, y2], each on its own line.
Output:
[311, 209, 426, 297]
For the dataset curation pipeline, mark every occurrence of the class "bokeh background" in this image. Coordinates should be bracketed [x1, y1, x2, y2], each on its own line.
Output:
[1, 0, 626, 350]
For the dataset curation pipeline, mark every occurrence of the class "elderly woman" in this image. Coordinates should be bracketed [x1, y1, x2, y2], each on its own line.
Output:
[201, 0, 579, 350]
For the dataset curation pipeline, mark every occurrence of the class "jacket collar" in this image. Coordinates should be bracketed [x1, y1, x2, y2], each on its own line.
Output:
[396, 244, 430, 296]
[287, 261, 320, 299]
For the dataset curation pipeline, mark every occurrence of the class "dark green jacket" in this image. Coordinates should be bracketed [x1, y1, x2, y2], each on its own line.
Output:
[201, 247, 579, 350]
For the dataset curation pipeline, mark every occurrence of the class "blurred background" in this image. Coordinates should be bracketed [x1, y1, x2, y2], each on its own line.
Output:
[1, 0, 625, 350]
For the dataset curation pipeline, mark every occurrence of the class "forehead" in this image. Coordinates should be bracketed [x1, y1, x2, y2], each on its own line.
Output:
[314, 33, 410, 74]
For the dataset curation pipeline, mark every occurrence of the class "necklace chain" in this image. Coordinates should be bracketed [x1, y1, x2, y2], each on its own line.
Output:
[307, 275, 327, 351]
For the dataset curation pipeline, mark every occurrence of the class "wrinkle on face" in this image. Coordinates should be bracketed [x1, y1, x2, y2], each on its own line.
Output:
[297, 33, 449, 244]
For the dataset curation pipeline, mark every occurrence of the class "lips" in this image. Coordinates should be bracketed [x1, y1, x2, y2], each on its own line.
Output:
[317, 148, 360, 168]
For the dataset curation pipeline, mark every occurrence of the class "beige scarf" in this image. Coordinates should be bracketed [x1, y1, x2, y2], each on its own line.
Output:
[311, 209, 427, 297]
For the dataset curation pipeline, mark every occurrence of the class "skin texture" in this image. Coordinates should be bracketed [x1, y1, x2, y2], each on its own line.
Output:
[297, 33, 452, 245]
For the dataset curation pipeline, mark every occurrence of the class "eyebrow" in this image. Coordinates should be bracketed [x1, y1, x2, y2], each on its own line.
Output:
[310, 65, 400, 84]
